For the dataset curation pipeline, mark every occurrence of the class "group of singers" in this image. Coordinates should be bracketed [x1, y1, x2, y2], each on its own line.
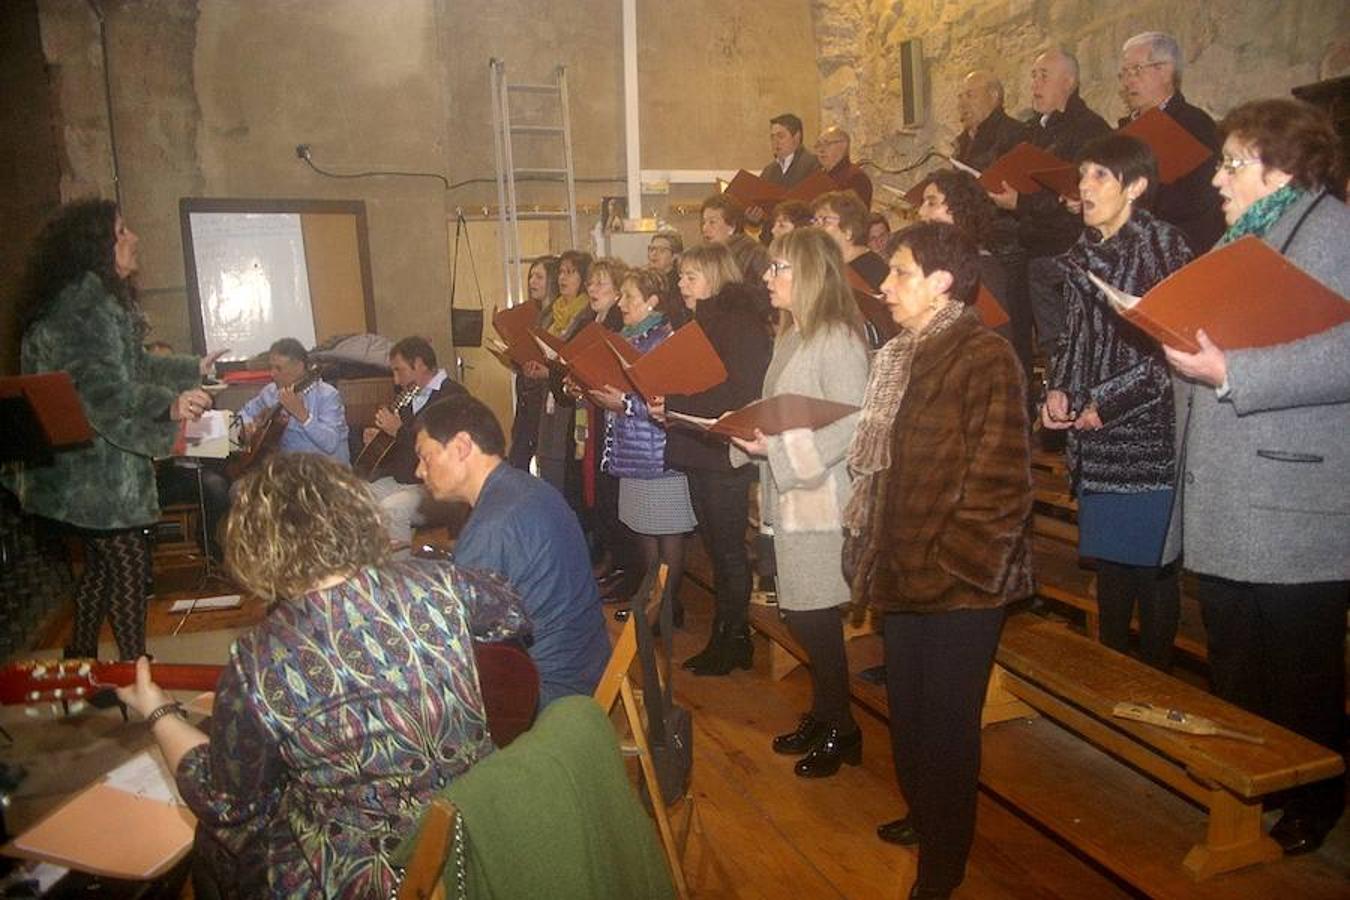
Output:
[6, 28, 1347, 900]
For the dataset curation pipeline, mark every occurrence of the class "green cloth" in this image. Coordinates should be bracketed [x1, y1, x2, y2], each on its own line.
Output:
[8, 272, 200, 529]
[396, 695, 675, 900]
[1215, 184, 1305, 246]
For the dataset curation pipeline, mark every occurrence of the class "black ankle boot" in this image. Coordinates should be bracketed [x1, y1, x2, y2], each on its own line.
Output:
[691, 624, 753, 677]
[794, 726, 862, 778]
[682, 619, 725, 671]
[772, 713, 827, 755]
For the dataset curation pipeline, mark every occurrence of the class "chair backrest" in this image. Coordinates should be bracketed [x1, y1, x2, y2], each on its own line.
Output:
[397, 795, 455, 900]
[594, 614, 637, 712]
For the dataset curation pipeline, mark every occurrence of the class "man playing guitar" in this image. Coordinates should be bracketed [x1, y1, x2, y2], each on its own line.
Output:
[362, 336, 466, 554]
[236, 338, 349, 465]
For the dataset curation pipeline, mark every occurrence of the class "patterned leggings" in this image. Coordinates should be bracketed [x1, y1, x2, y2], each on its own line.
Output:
[67, 528, 150, 660]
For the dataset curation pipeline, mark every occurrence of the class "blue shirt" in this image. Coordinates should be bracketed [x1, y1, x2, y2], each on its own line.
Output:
[453, 463, 609, 707]
[238, 380, 350, 464]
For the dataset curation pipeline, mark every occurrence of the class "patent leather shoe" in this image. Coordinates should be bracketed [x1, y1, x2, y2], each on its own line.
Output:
[793, 726, 861, 777]
[772, 713, 827, 755]
[876, 816, 920, 846]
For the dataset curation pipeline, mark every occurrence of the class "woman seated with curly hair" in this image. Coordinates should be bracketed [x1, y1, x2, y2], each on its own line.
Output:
[117, 454, 528, 899]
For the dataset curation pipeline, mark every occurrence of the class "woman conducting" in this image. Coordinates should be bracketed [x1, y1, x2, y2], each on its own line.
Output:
[1164, 98, 1348, 855]
[9, 199, 216, 661]
[117, 454, 528, 898]
[1042, 134, 1193, 672]
[732, 228, 869, 777]
[847, 222, 1032, 899]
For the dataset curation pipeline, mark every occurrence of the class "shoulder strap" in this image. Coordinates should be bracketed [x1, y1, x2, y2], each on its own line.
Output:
[1276, 191, 1326, 255]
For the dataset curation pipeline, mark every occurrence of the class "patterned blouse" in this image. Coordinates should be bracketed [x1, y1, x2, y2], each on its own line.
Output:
[176, 560, 529, 899]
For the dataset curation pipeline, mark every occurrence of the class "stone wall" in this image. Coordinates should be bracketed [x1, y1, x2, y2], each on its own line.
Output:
[809, 0, 1350, 196]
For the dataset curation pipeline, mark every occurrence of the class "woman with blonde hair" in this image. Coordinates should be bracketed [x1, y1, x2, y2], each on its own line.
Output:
[733, 227, 870, 775]
[116, 454, 527, 899]
[655, 242, 773, 675]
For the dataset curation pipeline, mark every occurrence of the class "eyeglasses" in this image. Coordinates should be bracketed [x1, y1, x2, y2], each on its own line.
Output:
[811, 215, 840, 226]
[1117, 61, 1167, 80]
[1217, 156, 1262, 175]
[814, 139, 846, 150]
[767, 260, 793, 277]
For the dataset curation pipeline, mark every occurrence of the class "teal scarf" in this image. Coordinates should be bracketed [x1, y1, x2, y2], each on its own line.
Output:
[620, 311, 664, 339]
[1216, 184, 1304, 246]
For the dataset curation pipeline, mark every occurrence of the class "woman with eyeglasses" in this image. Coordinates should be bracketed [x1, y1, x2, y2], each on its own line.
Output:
[1163, 98, 1349, 856]
[734, 228, 869, 777]
[1041, 134, 1193, 673]
[651, 243, 772, 676]
[811, 190, 887, 290]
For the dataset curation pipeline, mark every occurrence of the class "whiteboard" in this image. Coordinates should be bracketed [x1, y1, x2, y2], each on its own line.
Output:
[187, 212, 316, 361]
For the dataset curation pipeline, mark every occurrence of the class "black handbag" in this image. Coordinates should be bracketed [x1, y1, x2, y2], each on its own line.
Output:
[448, 212, 484, 348]
[632, 568, 693, 807]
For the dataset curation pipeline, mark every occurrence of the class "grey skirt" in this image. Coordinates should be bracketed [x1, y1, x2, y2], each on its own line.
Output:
[619, 473, 696, 535]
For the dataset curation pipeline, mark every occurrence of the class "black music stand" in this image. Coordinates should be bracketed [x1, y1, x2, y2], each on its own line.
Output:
[0, 372, 93, 465]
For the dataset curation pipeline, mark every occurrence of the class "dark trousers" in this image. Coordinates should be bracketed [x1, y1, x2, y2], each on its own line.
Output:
[784, 607, 855, 731]
[68, 527, 151, 660]
[685, 466, 754, 629]
[156, 462, 232, 561]
[1199, 576, 1348, 822]
[507, 377, 547, 470]
[884, 606, 1006, 894]
[1096, 561, 1180, 671]
[1028, 255, 1068, 358]
[991, 242, 1034, 380]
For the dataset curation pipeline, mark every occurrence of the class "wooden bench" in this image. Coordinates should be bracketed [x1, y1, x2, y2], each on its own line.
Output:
[993, 616, 1345, 880]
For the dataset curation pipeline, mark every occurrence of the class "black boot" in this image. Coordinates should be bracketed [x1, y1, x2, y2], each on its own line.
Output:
[794, 726, 862, 777]
[691, 624, 753, 677]
[772, 713, 827, 755]
[682, 618, 725, 671]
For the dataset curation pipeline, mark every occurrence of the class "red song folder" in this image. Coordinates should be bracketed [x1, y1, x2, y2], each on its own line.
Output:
[667, 393, 860, 442]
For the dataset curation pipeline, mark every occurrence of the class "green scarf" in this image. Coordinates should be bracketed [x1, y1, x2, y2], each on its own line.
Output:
[1216, 184, 1304, 247]
[620, 311, 664, 339]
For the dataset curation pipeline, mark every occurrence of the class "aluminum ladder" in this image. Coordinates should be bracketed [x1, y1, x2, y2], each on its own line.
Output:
[488, 58, 579, 307]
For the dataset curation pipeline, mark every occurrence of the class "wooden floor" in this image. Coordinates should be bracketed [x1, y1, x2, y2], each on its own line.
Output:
[26, 553, 1347, 899]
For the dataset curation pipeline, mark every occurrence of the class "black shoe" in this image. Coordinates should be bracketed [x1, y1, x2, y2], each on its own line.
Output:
[597, 568, 628, 599]
[690, 626, 753, 677]
[908, 886, 950, 900]
[772, 714, 827, 755]
[794, 726, 861, 778]
[682, 621, 725, 671]
[1270, 813, 1334, 855]
[877, 816, 920, 846]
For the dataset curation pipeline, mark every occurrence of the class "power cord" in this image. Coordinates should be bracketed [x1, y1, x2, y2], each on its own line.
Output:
[295, 144, 625, 191]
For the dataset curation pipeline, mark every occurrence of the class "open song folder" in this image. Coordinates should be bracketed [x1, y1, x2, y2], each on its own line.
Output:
[1086, 236, 1349, 353]
[667, 393, 860, 442]
[608, 322, 727, 400]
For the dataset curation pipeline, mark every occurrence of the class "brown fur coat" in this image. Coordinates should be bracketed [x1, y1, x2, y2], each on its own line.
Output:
[863, 312, 1035, 614]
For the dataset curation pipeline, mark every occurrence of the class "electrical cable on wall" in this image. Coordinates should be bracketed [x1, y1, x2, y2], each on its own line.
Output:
[295, 144, 624, 191]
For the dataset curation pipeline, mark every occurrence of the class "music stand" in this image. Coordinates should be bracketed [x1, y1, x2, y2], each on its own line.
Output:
[0, 373, 93, 465]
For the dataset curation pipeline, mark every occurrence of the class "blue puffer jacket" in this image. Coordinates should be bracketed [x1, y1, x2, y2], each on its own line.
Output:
[603, 318, 675, 479]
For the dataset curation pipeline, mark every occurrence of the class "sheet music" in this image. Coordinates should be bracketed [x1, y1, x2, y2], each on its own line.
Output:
[182, 409, 231, 458]
[103, 751, 184, 806]
[1087, 271, 1141, 312]
[950, 157, 981, 177]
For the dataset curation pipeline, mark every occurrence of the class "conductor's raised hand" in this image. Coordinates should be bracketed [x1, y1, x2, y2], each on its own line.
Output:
[171, 387, 213, 421]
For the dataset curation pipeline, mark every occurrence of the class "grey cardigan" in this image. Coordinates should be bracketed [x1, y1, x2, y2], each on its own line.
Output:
[730, 323, 870, 611]
[1166, 190, 1350, 583]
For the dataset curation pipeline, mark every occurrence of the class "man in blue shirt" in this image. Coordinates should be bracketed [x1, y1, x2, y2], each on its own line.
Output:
[414, 393, 610, 706]
[237, 338, 349, 464]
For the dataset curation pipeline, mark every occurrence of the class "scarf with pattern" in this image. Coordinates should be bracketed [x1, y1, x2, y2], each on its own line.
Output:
[545, 293, 588, 336]
[842, 298, 965, 534]
[1215, 184, 1304, 247]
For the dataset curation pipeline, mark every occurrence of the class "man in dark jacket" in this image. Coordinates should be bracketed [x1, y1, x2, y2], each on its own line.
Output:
[989, 48, 1111, 356]
[747, 113, 822, 231]
[363, 336, 467, 554]
[953, 70, 1029, 171]
[1118, 31, 1226, 254]
[814, 126, 873, 206]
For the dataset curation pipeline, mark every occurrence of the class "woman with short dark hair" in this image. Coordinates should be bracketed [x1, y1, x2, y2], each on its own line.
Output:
[116, 453, 527, 899]
[1042, 133, 1193, 672]
[507, 255, 558, 470]
[1164, 98, 1349, 855]
[8, 199, 216, 660]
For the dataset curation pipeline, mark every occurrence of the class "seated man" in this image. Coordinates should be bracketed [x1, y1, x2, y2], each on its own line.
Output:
[360, 336, 465, 552]
[414, 393, 610, 707]
[238, 337, 349, 464]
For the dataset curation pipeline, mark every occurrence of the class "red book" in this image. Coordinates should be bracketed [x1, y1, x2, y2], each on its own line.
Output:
[490, 302, 547, 367]
[667, 393, 860, 442]
[974, 282, 1011, 329]
[1118, 107, 1214, 184]
[608, 322, 727, 400]
[979, 142, 1070, 195]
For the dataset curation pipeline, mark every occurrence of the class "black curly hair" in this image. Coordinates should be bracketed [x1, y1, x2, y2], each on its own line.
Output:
[19, 198, 136, 333]
[917, 169, 998, 247]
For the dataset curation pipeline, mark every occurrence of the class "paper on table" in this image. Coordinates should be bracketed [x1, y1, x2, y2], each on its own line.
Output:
[178, 409, 230, 458]
[103, 751, 183, 806]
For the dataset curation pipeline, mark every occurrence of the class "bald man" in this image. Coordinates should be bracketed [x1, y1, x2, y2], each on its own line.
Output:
[814, 126, 873, 206]
[953, 70, 1028, 171]
[990, 48, 1109, 356]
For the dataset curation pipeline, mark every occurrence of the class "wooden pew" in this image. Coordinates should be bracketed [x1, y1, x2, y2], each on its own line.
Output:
[995, 616, 1345, 879]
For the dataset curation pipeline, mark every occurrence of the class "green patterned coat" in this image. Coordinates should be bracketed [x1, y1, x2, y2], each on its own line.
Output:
[11, 273, 200, 529]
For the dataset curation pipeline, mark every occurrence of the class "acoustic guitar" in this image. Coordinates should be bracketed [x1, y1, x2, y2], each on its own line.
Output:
[1, 644, 538, 748]
[353, 382, 421, 480]
[224, 367, 322, 480]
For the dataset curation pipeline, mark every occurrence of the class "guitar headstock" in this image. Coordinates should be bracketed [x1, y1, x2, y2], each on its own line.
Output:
[0, 658, 107, 714]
